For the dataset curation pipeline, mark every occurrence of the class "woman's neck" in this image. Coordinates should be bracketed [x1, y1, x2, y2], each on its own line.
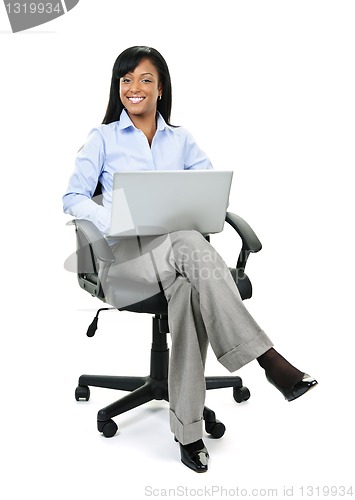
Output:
[128, 112, 157, 146]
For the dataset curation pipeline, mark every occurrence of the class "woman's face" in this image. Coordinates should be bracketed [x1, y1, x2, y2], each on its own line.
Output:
[119, 58, 162, 120]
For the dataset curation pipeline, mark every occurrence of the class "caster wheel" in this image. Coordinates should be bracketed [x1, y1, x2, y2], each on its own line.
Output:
[205, 420, 226, 439]
[75, 385, 90, 401]
[233, 386, 250, 403]
[99, 419, 118, 438]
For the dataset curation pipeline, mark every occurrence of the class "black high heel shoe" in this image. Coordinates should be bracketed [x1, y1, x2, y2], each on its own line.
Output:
[175, 437, 209, 473]
[266, 372, 318, 402]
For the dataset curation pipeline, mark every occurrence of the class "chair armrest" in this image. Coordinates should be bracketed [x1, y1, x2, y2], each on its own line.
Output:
[225, 212, 262, 274]
[68, 219, 115, 263]
[225, 212, 262, 253]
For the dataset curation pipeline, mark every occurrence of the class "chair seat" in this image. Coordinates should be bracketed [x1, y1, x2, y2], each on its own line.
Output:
[103, 268, 252, 315]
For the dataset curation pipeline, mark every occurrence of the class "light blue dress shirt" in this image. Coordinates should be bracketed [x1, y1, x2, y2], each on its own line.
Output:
[63, 109, 213, 234]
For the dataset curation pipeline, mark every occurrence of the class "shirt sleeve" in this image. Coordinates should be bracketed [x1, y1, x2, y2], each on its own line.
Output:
[62, 128, 111, 234]
[183, 129, 214, 170]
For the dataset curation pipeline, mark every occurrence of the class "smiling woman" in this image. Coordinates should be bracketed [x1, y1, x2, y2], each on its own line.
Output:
[102, 46, 173, 129]
[119, 60, 163, 144]
[63, 45, 317, 474]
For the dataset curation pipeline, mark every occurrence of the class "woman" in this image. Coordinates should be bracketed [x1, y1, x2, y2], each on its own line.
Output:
[63, 46, 317, 473]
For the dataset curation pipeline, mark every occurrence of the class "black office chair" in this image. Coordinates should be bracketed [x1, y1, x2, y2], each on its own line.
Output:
[69, 209, 262, 440]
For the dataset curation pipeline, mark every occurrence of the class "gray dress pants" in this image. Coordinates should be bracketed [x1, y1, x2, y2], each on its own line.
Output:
[105, 230, 273, 445]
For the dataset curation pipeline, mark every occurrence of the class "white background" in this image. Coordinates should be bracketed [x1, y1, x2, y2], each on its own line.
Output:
[1, 1, 354, 498]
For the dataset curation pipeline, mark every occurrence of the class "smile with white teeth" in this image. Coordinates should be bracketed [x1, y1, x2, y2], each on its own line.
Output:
[128, 97, 145, 103]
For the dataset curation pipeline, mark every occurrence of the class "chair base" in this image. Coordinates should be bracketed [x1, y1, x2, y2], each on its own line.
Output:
[75, 316, 251, 438]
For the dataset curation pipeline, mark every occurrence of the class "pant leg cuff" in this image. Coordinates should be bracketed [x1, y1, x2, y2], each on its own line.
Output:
[169, 410, 203, 446]
[218, 330, 274, 372]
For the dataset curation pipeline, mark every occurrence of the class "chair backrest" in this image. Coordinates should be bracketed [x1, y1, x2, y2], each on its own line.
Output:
[73, 181, 169, 311]
[74, 181, 105, 296]
[75, 223, 103, 298]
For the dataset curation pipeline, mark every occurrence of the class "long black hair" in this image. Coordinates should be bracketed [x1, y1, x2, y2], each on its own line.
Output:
[102, 46, 173, 125]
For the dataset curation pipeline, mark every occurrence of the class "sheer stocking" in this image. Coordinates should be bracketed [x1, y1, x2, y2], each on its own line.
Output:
[257, 348, 304, 388]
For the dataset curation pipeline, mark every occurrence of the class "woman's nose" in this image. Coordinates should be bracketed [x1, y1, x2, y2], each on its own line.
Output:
[129, 80, 141, 93]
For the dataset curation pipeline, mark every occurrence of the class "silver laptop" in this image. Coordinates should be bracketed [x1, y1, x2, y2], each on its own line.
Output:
[107, 170, 233, 237]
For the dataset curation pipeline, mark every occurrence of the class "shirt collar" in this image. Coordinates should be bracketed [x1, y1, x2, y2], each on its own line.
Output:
[156, 112, 171, 131]
[118, 109, 172, 132]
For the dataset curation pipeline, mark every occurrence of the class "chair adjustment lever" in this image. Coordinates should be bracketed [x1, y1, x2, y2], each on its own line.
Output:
[87, 307, 115, 337]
